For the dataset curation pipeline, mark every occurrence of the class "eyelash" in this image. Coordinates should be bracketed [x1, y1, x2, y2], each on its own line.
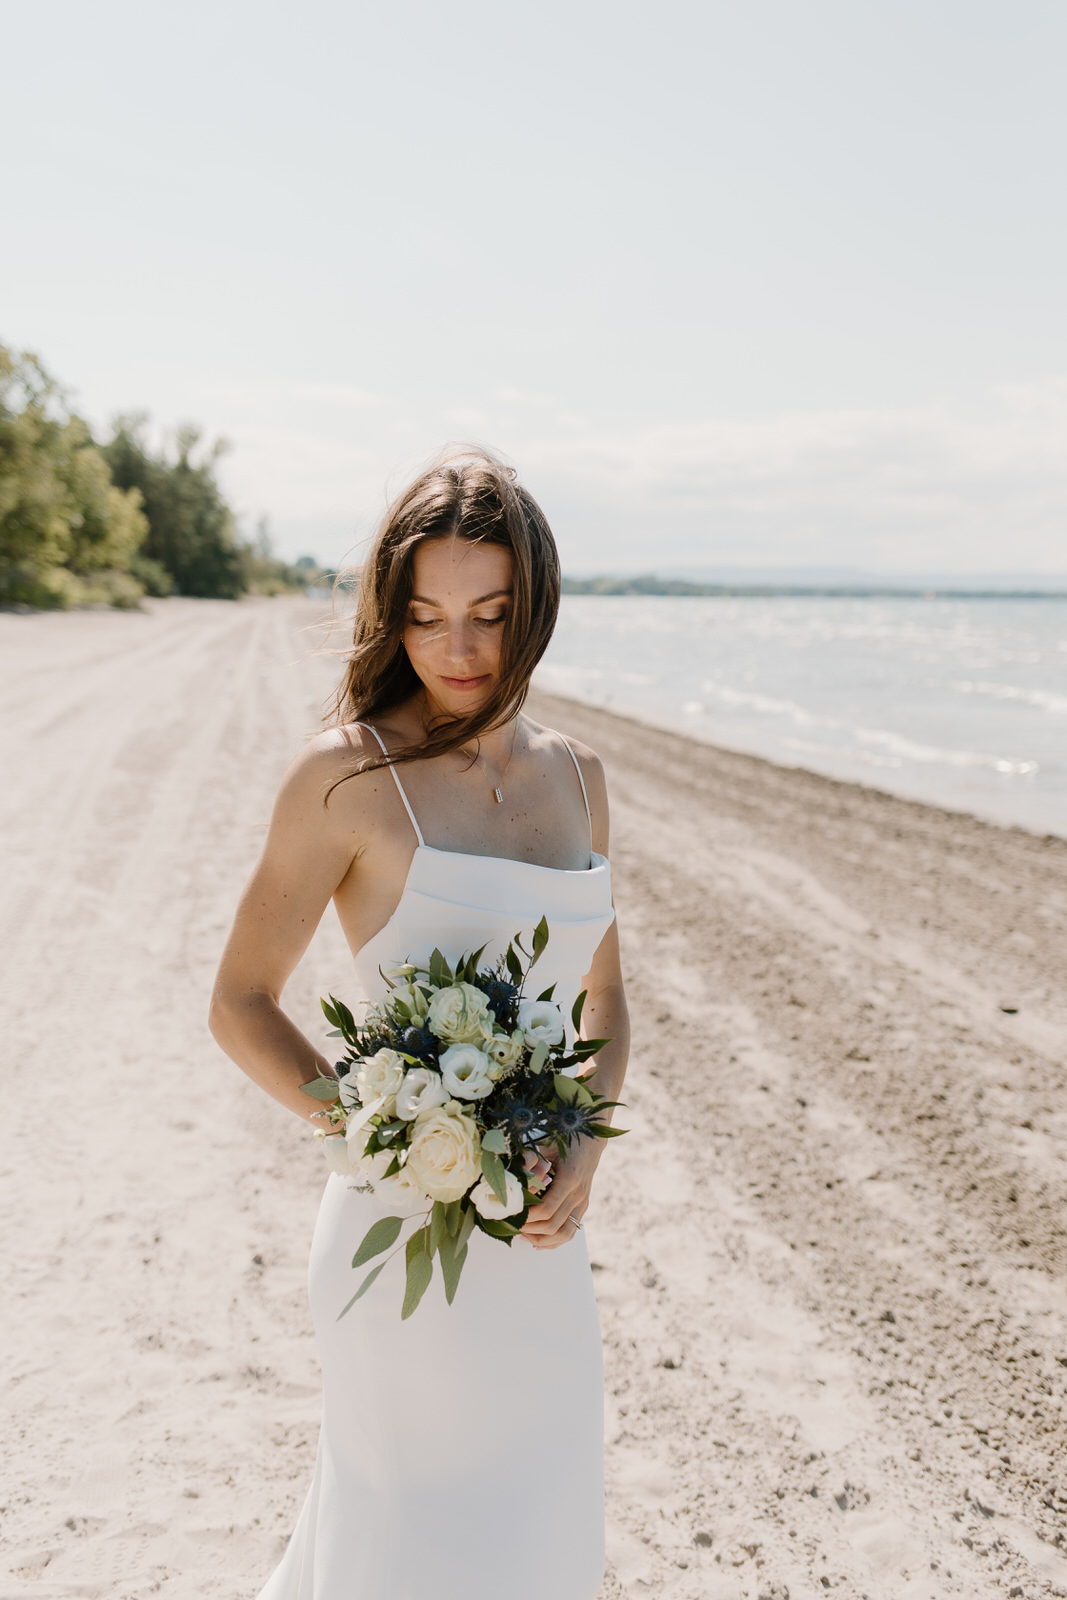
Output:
[409, 615, 507, 629]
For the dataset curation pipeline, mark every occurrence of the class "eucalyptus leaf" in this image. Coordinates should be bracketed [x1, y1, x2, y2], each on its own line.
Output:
[429, 1201, 448, 1257]
[300, 1076, 340, 1101]
[402, 1227, 433, 1319]
[438, 1232, 468, 1304]
[536, 982, 557, 1003]
[481, 1128, 508, 1155]
[505, 945, 522, 983]
[456, 1202, 477, 1253]
[481, 1148, 508, 1205]
[443, 1199, 462, 1237]
[529, 1041, 549, 1075]
[351, 1214, 403, 1268]
[337, 1260, 387, 1319]
[441, 1241, 467, 1305]
[406, 1225, 430, 1264]
[402, 1251, 433, 1320]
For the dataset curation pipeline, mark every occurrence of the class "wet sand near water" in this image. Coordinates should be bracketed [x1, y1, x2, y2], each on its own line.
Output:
[1, 595, 1065, 1600]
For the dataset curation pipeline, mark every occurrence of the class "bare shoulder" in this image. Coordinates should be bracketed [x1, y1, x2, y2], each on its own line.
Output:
[271, 723, 391, 835]
[524, 719, 611, 853]
[557, 731, 605, 785]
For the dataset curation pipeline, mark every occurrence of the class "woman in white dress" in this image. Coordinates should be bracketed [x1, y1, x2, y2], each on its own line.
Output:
[210, 448, 630, 1600]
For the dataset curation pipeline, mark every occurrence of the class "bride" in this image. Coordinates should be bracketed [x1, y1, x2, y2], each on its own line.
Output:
[210, 447, 630, 1600]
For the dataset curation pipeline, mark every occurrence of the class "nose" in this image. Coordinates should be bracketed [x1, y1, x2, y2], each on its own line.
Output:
[442, 619, 478, 665]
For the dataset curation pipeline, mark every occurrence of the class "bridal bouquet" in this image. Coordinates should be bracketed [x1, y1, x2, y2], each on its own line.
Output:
[300, 918, 623, 1320]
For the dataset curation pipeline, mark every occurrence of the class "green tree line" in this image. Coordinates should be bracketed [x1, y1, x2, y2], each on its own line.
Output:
[0, 342, 324, 608]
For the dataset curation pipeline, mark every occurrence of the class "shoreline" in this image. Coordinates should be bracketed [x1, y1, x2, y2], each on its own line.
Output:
[527, 678, 1067, 844]
[2, 597, 1066, 1600]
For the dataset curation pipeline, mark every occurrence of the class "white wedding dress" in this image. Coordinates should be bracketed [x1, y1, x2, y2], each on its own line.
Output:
[255, 728, 616, 1600]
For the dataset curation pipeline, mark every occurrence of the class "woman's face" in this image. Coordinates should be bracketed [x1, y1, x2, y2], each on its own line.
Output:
[403, 536, 514, 716]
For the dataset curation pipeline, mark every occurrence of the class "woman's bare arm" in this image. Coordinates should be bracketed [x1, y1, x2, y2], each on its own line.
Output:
[522, 743, 630, 1247]
[208, 735, 368, 1123]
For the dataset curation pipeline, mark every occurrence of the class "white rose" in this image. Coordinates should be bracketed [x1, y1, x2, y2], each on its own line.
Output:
[439, 1043, 496, 1101]
[427, 982, 493, 1045]
[404, 1101, 482, 1203]
[394, 1066, 450, 1121]
[471, 1169, 525, 1219]
[355, 1048, 406, 1111]
[517, 999, 565, 1048]
[486, 1029, 525, 1072]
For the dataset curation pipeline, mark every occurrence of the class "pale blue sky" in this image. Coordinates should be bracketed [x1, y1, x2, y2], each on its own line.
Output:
[4, 0, 1065, 572]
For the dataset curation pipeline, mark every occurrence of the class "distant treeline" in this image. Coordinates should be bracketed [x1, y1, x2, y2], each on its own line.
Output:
[0, 343, 326, 609]
[561, 574, 1067, 599]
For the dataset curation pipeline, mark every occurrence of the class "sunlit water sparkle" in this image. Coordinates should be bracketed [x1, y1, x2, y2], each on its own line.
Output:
[536, 596, 1067, 837]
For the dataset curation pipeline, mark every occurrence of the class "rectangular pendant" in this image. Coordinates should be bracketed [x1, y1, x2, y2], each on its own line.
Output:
[493, 788, 503, 804]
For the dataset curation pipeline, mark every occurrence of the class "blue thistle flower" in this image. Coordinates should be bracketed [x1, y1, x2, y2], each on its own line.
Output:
[482, 976, 519, 1029]
[401, 1023, 439, 1062]
[548, 1103, 597, 1142]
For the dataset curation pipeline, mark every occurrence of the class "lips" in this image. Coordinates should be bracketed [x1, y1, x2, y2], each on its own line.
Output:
[440, 675, 491, 691]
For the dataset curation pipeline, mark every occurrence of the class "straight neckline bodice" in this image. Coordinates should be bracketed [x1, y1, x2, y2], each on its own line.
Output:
[411, 842, 608, 876]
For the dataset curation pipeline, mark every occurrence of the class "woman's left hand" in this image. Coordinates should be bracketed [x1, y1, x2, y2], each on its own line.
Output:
[520, 1138, 600, 1250]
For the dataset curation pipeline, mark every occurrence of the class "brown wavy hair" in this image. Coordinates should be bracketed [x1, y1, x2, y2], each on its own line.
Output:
[324, 446, 561, 771]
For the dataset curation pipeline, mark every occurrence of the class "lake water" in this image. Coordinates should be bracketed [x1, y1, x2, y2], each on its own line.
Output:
[535, 595, 1067, 837]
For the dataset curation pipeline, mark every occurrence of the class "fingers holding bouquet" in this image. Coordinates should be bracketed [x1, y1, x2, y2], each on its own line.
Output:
[520, 1139, 597, 1250]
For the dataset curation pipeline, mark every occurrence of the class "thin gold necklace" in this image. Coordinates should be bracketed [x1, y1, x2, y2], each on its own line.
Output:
[464, 723, 519, 804]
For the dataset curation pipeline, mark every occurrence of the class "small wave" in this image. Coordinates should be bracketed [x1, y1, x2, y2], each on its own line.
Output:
[949, 679, 1067, 715]
[699, 679, 1039, 775]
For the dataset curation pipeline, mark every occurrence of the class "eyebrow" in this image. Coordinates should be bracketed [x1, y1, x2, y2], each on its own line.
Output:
[409, 589, 512, 606]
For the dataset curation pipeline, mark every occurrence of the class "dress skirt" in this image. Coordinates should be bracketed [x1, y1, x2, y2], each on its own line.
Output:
[255, 1174, 606, 1600]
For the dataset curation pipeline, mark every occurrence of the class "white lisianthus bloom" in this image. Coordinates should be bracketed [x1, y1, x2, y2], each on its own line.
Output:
[404, 1101, 482, 1202]
[319, 1133, 362, 1177]
[394, 1066, 450, 1121]
[427, 982, 493, 1045]
[471, 1169, 525, 1219]
[486, 1029, 525, 1073]
[439, 1043, 495, 1101]
[517, 998, 565, 1048]
[355, 1048, 406, 1112]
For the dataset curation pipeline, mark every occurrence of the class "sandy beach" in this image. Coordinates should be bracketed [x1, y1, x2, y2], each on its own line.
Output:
[2, 594, 1066, 1600]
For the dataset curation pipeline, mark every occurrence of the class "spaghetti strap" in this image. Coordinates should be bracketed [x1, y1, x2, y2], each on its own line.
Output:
[354, 723, 425, 848]
[555, 732, 593, 852]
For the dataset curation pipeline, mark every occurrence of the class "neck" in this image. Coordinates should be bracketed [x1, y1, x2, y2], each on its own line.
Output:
[402, 692, 522, 765]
